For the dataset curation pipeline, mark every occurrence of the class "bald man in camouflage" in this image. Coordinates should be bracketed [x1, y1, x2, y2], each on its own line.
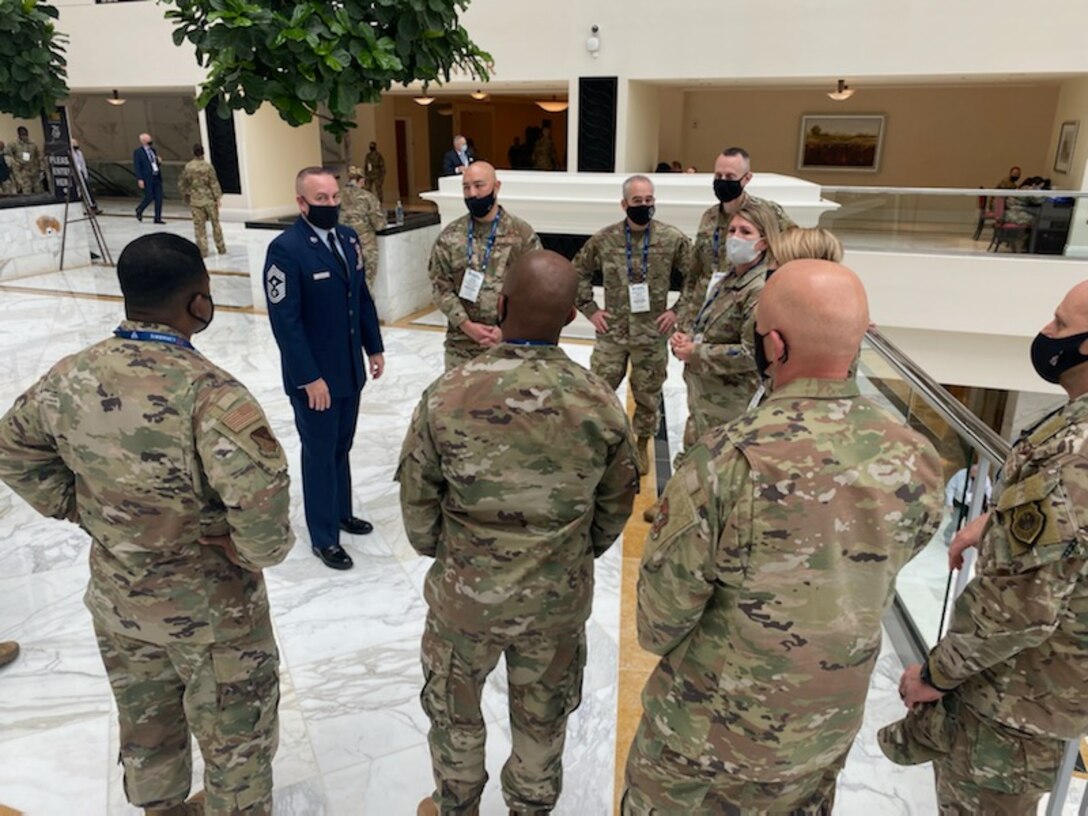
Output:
[623, 260, 944, 814]
[883, 280, 1088, 813]
[400, 250, 639, 816]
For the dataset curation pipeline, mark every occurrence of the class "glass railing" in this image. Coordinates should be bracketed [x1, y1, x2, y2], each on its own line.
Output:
[858, 328, 1086, 815]
[819, 186, 1088, 258]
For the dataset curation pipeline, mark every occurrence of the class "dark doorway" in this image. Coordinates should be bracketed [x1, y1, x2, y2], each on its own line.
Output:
[429, 106, 454, 187]
[395, 118, 410, 200]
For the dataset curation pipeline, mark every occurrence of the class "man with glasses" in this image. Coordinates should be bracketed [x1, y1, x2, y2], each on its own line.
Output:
[574, 175, 693, 473]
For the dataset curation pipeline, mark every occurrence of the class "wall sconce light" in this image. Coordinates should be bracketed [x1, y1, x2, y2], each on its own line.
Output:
[413, 94, 436, 106]
[827, 79, 855, 101]
[470, 90, 489, 101]
[586, 24, 600, 58]
[106, 89, 126, 106]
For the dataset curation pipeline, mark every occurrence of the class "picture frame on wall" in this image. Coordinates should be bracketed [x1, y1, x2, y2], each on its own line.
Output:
[798, 114, 885, 172]
[1054, 120, 1079, 175]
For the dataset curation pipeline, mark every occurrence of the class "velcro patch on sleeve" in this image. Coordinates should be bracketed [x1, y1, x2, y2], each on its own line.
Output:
[221, 402, 262, 433]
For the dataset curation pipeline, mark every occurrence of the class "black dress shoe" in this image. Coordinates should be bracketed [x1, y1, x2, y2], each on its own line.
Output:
[339, 516, 373, 535]
[313, 543, 353, 570]
[135, 209, 143, 222]
[153, 219, 166, 224]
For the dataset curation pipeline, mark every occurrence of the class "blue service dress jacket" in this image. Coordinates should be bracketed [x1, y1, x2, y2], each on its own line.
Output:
[264, 217, 384, 398]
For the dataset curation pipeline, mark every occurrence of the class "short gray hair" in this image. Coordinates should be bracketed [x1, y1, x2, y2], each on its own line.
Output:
[622, 174, 653, 200]
[295, 166, 336, 195]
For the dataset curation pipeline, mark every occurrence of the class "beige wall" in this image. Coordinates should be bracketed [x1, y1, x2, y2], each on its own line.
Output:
[680, 85, 1060, 188]
[621, 81, 661, 173]
[235, 104, 321, 218]
[1046, 76, 1088, 189]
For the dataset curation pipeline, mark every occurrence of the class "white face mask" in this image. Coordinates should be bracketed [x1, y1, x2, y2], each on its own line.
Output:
[726, 236, 762, 266]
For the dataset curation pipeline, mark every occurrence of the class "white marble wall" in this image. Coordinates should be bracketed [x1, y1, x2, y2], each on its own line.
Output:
[246, 223, 440, 323]
[0, 203, 92, 279]
[371, 224, 442, 322]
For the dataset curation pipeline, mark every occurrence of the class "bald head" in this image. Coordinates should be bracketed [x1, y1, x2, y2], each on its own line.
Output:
[463, 161, 496, 187]
[500, 250, 578, 343]
[139, 133, 152, 146]
[756, 260, 869, 385]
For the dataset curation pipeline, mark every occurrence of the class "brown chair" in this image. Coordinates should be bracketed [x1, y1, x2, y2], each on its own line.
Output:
[973, 191, 995, 241]
[987, 197, 1029, 252]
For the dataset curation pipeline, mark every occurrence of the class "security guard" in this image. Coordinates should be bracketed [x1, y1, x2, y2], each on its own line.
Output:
[264, 166, 385, 571]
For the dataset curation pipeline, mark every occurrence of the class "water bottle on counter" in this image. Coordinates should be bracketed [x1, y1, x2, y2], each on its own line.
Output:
[395, 200, 405, 226]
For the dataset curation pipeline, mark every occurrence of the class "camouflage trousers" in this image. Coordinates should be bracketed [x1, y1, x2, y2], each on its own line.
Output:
[191, 204, 226, 256]
[12, 168, 43, 194]
[623, 718, 840, 815]
[94, 616, 280, 815]
[0, 176, 15, 195]
[681, 365, 760, 451]
[591, 335, 667, 439]
[444, 330, 492, 372]
[878, 695, 1064, 815]
[420, 613, 587, 814]
[364, 177, 383, 205]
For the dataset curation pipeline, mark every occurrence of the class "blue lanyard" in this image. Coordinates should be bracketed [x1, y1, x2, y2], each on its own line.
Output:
[712, 226, 722, 271]
[625, 222, 651, 282]
[114, 327, 195, 351]
[504, 339, 557, 347]
[466, 208, 502, 271]
[692, 281, 727, 335]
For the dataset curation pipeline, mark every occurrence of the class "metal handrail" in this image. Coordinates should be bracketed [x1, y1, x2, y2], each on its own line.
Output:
[864, 327, 1010, 465]
[824, 185, 1088, 198]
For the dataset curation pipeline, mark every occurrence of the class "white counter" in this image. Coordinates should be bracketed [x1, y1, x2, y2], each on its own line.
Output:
[0, 200, 92, 279]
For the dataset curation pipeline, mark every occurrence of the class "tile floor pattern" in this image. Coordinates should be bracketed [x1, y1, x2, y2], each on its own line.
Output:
[0, 209, 1084, 814]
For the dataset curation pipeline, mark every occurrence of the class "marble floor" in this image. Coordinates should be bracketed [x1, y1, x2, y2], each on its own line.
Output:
[0, 211, 1083, 814]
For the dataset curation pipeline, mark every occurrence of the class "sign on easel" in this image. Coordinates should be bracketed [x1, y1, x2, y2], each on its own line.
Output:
[41, 106, 73, 202]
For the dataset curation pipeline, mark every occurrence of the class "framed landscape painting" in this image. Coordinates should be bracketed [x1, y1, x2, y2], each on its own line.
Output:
[798, 114, 885, 172]
[1054, 120, 1078, 174]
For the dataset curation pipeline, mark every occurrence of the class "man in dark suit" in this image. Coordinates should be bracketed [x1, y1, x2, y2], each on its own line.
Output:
[264, 166, 386, 570]
[441, 134, 475, 177]
[133, 132, 165, 223]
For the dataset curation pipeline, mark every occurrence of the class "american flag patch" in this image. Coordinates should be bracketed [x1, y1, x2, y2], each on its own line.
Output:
[221, 402, 262, 433]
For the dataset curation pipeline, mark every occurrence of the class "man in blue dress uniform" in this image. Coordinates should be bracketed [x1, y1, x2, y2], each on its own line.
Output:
[264, 167, 385, 570]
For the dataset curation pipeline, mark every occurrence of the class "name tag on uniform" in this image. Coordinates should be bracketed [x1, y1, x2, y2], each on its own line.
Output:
[459, 268, 485, 302]
[313, 271, 331, 280]
[22, 152, 30, 161]
[706, 271, 726, 299]
[629, 282, 651, 314]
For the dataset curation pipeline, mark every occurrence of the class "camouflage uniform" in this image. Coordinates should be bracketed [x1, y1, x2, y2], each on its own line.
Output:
[879, 396, 1088, 814]
[396, 343, 639, 813]
[624, 378, 943, 814]
[6, 137, 45, 194]
[0, 320, 293, 815]
[428, 206, 542, 371]
[681, 255, 770, 452]
[341, 183, 384, 288]
[574, 220, 693, 440]
[364, 148, 386, 203]
[178, 158, 226, 257]
[678, 195, 793, 331]
[532, 135, 558, 171]
[0, 150, 14, 195]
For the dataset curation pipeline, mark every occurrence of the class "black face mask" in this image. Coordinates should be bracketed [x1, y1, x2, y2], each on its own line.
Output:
[1010, 174, 1021, 182]
[188, 292, 215, 333]
[305, 201, 340, 230]
[753, 326, 788, 380]
[465, 191, 496, 219]
[1030, 331, 1088, 384]
[147, 140, 153, 147]
[714, 178, 744, 203]
[626, 204, 654, 226]
[369, 144, 377, 151]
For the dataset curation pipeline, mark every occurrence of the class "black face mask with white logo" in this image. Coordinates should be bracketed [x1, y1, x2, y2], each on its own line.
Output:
[1030, 331, 1088, 383]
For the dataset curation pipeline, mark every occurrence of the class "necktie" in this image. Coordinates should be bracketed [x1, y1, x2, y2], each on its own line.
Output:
[327, 232, 349, 277]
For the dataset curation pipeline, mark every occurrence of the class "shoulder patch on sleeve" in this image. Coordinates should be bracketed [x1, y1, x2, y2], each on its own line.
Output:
[221, 401, 262, 433]
[266, 264, 286, 304]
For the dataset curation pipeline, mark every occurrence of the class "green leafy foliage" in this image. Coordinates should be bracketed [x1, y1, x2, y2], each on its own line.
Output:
[0, 0, 69, 119]
[162, 0, 492, 138]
